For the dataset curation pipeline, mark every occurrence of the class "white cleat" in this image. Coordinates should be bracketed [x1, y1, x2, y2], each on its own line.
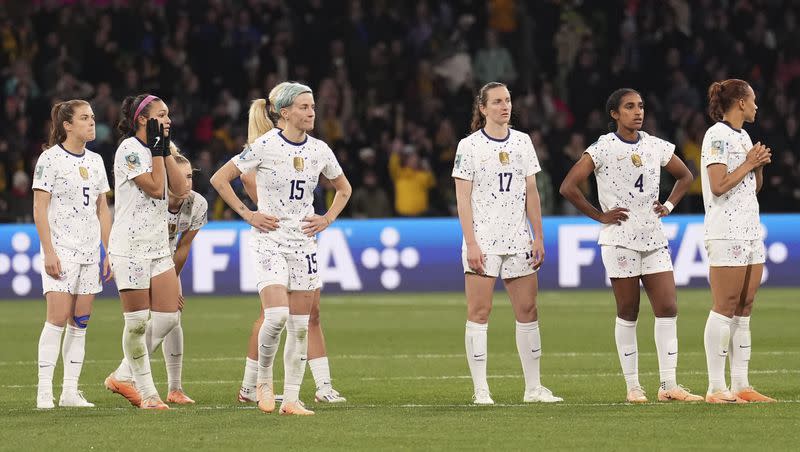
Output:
[237, 386, 257, 403]
[59, 390, 95, 408]
[523, 386, 564, 403]
[472, 388, 494, 405]
[315, 386, 347, 403]
[37, 391, 55, 409]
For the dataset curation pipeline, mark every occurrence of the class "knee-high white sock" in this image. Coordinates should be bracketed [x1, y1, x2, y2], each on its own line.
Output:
[122, 309, 158, 400]
[241, 357, 258, 390]
[704, 310, 732, 393]
[37, 322, 64, 393]
[162, 312, 184, 392]
[729, 315, 751, 392]
[146, 311, 181, 355]
[515, 320, 542, 390]
[283, 314, 310, 403]
[654, 316, 678, 391]
[615, 317, 640, 391]
[257, 307, 289, 386]
[309, 357, 332, 390]
[61, 324, 87, 392]
[465, 321, 489, 392]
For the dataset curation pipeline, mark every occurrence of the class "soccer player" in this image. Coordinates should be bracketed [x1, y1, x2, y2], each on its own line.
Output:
[452, 81, 562, 405]
[560, 88, 702, 403]
[32, 100, 112, 409]
[701, 79, 775, 403]
[211, 82, 352, 415]
[158, 145, 208, 404]
[103, 94, 189, 410]
[237, 85, 346, 405]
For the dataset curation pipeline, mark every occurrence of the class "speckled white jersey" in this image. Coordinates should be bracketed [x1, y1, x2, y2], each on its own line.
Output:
[32, 145, 110, 264]
[451, 128, 541, 254]
[701, 122, 761, 240]
[585, 131, 674, 252]
[167, 191, 208, 253]
[108, 136, 170, 259]
[232, 130, 343, 251]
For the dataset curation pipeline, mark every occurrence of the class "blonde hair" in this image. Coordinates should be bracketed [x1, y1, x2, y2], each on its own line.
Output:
[247, 99, 274, 144]
[170, 142, 191, 165]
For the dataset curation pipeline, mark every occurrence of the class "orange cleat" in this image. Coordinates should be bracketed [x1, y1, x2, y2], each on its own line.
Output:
[167, 390, 195, 405]
[735, 387, 776, 403]
[705, 390, 747, 403]
[104, 373, 142, 407]
[626, 386, 648, 403]
[140, 396, 170, 410]
[279, 401, 315, 416]
[256, 383, 276, 413]
[658, 386, 704, 402]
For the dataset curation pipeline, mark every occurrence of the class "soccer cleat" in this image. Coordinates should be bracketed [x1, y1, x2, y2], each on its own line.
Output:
[472, 388, 494, 405]
[238, 386, 257, 403]
[705, 389, 747, 403]
[140, 396, 170, 410]
[36, 391, 55, 409]
[59, 390, 95, 407]
[315, 386, 347, 403]
[104, 373, 141, 407]
[657, 385, 703, 402]
[626, 386, 648, 403]
[279, 401, 315, 416]
[523, 386, 564, 403]
[735, 387, 776, 403]
[256, 383, 276, 413]
[167, 390, 195, 405]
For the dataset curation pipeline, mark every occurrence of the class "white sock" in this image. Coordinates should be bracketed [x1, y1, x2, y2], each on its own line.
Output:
[283, 314, 310, 403]
[61, 324, 87, 392]
[515, 320, 542, 391]
[241, 357, 258, 390]
[729, 315, 751, 392]
[654, 316, 678, 391]
[309, 357, 332, 390]
[615, 317, 640, 391]
[114, 358, 133, 381]
[146, 311, 181, 355]
[257, 307, 289, 386]
[37, 322, 64, 393]
[704, 310, 732, 393]
[162, 312, 184, 392]
[122, 309, 158, 400]
[465, 321, 489, 393]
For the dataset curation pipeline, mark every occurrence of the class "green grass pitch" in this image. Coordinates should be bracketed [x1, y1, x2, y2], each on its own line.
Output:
[1, 289, 799, 451]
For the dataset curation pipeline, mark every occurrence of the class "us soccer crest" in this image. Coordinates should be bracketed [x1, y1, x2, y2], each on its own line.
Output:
[79, 166, 89, 180]
[631, 154, 643, 167]
[125, 153, 141, 170]
[293, 156, 304, 172]
[499, 151, 510, 165]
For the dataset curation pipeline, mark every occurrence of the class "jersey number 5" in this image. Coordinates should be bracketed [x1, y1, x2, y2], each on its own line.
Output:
[634, 174, 644, 193]
[290, 180, 305, 200]
[499, 172, 513, 192]
[83, 187, 90, 206]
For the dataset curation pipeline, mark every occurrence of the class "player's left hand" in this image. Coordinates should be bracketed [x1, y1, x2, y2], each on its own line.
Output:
[302, 214, 332, 236]
[532, 241, 545, 270]
[653, 200, 670, 218]
[101, 255, 113, 282]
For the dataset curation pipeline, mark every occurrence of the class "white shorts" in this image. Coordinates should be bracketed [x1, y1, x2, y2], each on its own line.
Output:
[110, 255, 175, 290]
[601, 245, 673, 279]
[705, 239, 765, 267]
[461, 250, 537, 279]
[254, 247, 320, 293]
[41, 260, 101, 295]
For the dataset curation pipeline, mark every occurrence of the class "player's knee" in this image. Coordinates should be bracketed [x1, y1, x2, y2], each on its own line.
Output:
[71, 314, 90, 329]
[308, 311, 321, 327]
[468, 306, 491, 323]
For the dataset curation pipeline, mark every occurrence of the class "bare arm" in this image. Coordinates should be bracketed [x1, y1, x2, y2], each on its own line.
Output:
[559, 154, 629, 225]
[454, 178, 485, 274]
[525, 174, 545, 267]
[301, 174, 352, 236]
[754, 166, 764, 193]
[33, 190, 61, 278]
[133, 156, 166, 199]
[210, 161, 278, 231]
[654, 155, 694, 216]
[173, 229, 199, 275]
[241, 171, 258, 203]
[96, 192, 113, 281]
[706, 142, 770, 197]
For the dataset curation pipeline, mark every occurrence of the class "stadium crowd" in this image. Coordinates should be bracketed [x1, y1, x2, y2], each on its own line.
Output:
[1, 0, 800, 222]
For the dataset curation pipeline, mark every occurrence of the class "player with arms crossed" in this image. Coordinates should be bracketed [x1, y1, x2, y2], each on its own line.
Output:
[453, 82, 562, 405]
[701, 79, 775, 403]
[33, 100, 112, 408]
[560, 88, 701, 403]
[211, 82, 352, 415]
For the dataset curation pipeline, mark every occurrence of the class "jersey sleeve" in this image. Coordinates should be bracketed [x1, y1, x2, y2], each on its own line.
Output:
[189, 194, 209, 231]
[320, 143, 344, 180]
[660, 140, 676, 167]
[32, 151, 56, 192]
[584, 140, 604, 169]
[232, 143, 263, 174]
[95, 155, 111, 193]
[524, 134, 542, 176]
[702, 131, 728, 167]
[117, 141, 152, 180]
[451, 140, 474, 180]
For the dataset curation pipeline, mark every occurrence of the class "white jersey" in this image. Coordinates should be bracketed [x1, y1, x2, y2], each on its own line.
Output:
[32, 145, 110, 264]
[232, 129, 343, 251]
[451, 128, 541, 254]
[585, 131, 674, 252]
[167, 191, 208, 254]
[108, 136, 170, 259]
[701, 122, 761, 240]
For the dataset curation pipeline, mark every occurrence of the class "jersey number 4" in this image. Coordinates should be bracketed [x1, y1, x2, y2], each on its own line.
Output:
[498, 172, 513, 192]
[634, 174, 644, 193]
[290, 180, 305, 200]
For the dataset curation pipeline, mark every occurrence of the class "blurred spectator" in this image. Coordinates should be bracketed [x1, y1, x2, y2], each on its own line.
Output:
[473, 30, 517, 86]
[350, 170, 392, 219]
[389, 145, 435, 217]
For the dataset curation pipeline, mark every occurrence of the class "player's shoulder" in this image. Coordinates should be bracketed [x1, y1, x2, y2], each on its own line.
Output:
[306, 133, 332, 151]
[703, 122, 731, 139]
[191, 190, 209, 210]
[588, 132, 615, 150]
[639, 131, 674, 149]
[459, 129, 486, 148]
[85, 149, 105, 164]
[38, 145, 60, 160]
[249, 128, 281, 151]
[117, 136, 147, 154]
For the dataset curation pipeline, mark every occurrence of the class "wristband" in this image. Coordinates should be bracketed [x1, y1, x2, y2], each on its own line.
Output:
[663, 201, 674, 213]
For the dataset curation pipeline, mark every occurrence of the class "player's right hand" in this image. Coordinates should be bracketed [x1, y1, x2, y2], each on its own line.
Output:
[466, 243, 485, 275]
[746, 142, 771, 168]
[44, 250, 62, 279]
[600, 207, 629, 225]
[247, 211, 280, 231]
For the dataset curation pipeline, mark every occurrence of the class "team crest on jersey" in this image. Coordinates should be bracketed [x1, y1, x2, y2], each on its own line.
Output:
[710, 140, 724, 157]
[293, 156, 304, 172]
[499, 151, 510, 165]
[631, 154, 643, 167]
[35, 165, 44, 180]
[79, 166, 89, 180]
[125, 153, 141, 170]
